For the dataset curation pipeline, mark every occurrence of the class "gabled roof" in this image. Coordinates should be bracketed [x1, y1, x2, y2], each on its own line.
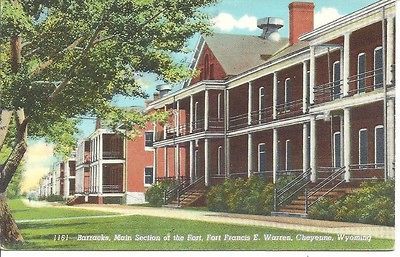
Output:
[202, 33, 289, 76]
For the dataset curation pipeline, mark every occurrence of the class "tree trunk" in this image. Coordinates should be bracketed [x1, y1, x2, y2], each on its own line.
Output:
[0, 194, 23, 248]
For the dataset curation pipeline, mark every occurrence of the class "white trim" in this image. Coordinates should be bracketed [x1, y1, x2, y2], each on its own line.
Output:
[258, 143, 266, 172]
[374, 46, 383, 87]
[357, 52, 366, 92]
[358, 128, 368, 165]
[217, 146, 223, 175]
[194, 101, 199, 129]
[144, 130, 154, 151]
[374, 125, 384, 165]
[333, 131, 341, 168]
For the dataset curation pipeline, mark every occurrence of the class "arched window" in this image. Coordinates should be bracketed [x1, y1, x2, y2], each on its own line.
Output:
[284, 78, 292, 108]
[374, 46, 383, 88]
[258, 87, 265, 122]
[217, 146, 223, 175]
[357, 53, 366, 93]
[359, 128, 368, 166]
[258, 143, 266, 172]
[217, 93, 222, 121]
[333, 61, 341, 98]
[375, 125, 384, 167]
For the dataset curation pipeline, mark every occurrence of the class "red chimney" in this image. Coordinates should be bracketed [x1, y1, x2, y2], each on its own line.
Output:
[289, 2, 314, 45]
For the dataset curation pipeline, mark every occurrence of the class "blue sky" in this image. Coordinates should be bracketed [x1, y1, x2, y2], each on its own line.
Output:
[77, 0, 378, 138]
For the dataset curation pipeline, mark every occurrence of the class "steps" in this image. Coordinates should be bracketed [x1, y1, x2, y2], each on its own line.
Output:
[170, 188, 206, 207]
[66, 195, 79, 206]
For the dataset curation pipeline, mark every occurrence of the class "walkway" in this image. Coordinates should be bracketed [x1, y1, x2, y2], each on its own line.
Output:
[68, 204, 394, 240]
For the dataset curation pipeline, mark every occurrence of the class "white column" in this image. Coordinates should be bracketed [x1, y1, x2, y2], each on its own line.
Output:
[309, 46, 316, 104]
[343, 107, 351, 182]
[204, 90, 209, 131]
[153, 148, 158, 184]
[272, 128, 278, 183]
[175, 144, 179, 179]
[273, 72, 278, 119]
[310, 115, 317, 182]
[204, 139, 210, 186]
[164, 147, 168, 177]
[98, 162, 103, 194]
[247, 133, 253, 177]
[163, 106, 167, 139]
[225, 137, 230, 176]
[387, 98, 395, 178]
[248, 81, 253, 125]
[226, 90, 230, 130]
[189, 141, 194, 183]
[99, 134, 103, 161]
[302, 61, 309, 113]
[302, 123, 309, 173]
[343, 32, 351, 97]
[176, 100, 180, 136]
[387, 16, 395, 85]
[189, 95, 194, 133]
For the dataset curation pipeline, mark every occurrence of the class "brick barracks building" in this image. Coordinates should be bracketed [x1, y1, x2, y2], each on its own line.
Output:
[39, 0, 396, 215]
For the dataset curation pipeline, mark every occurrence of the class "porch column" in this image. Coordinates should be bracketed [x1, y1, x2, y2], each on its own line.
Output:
[226, 90, 230, 130]
[175, 144, 180, 179]
[302, 123, 309, 173]
[248, 81, 253, 125]
[164, 147, 168, 177]
[189, 95, 194, 133]
[204, 139, 210, 186]
[309, 46, 315, 104]
[272, 128, 278, 183]
[99, 134, 103, 161]
[343, 32, 351, 97]
[387, 16, 395, 85]
[310, 115, 317, 182]
[204, 90, 209, 131]
[189, 141, 194, 183]
[273, 72, 278, 119]
[98, 162, 103, 194]
[343, 107, 351, 182]
[225, 137, 230, 177]
[302, 61, 309, 113]
[153, 148, 158, 184]
[176, 100, 180, 136]
[163, 106, 167, 140]
[387, 98, 395, 178]
[247, 133, 253, 177]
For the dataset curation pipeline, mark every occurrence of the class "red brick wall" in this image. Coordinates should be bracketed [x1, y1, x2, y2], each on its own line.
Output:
[316, 116, 341, 168]
[278, 124, 304, 170]
[126, 123, 154, 192]
[229, 135, 248, 173]
[252, 130, 273, 172]
[190, 43, 227, 85]
[229, 84, 248, 117]
[277, 63, 304, 105]
[252, 75, 274, 111]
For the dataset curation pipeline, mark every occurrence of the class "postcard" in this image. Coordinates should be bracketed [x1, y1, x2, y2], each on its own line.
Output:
[0, 0, 397, 255]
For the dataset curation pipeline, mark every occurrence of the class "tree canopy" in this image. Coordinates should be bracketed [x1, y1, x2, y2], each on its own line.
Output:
[0, 0, 217, 156]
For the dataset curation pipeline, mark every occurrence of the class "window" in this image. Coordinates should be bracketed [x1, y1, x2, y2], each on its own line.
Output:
[285, 140, 292, 171]
[217, 146, 223, 175]
[144, 167, 154, 185]
[145, 132, 154, 147]
[258, 143, 267, 172]
[259, 87, 265, 122]
[217, 93, 222, 121]
[333, 132, 341, 168]
[357, 53, 366, 93]
[374, 47, 383, 88]
[284, 78, 292, 109]
[359, 129, 368, 166]
[333, 61, 341, 99]
[375, 125, 384, 166]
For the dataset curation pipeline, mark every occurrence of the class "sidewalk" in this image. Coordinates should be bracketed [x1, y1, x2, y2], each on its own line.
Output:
[69, 204, 395, 240]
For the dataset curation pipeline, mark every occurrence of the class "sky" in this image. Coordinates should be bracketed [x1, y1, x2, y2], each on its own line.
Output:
[23, 0, 378, 192]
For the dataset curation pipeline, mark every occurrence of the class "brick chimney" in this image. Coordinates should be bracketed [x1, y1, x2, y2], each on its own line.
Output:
[289, 2, 314, 45]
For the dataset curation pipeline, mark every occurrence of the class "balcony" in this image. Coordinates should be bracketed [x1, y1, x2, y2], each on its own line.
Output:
[348, 68, 387, 96]
[103, 151, 123, 159]
[276, 99, 304, 119]
[103, 184, 123, 193]
[313, 79, 343, 105]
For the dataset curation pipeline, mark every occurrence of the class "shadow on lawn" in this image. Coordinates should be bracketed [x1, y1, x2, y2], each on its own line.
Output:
[18, 221, 90, 230]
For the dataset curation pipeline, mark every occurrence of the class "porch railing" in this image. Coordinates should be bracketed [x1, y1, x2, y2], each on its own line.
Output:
[313, 79, 343, 104]
[250, 106, 274, 125]
[305, 166, 346, 212]
[163, 177, 190, 205]
[103, 184, 123, 193]
[276, 99, 304, 118]
[348, 68, 384, 95]
[176, 176, 205, 206]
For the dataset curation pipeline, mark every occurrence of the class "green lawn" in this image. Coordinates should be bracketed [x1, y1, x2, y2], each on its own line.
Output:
[9, 199, 113, 220]
[7, 199, 395, 251]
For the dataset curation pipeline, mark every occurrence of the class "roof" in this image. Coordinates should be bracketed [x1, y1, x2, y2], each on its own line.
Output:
[202, 33, 289, 76]
[267, 41, 309, 63]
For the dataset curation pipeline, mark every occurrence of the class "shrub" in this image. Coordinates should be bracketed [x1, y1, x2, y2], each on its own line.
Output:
[46, 194, 64, 202]
[308, 180, 394, 226]
[145, 180, 177, 207]
[206, 176, 275, 215]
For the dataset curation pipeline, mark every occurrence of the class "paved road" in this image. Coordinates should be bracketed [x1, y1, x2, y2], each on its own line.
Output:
[66, 204, 395, 240]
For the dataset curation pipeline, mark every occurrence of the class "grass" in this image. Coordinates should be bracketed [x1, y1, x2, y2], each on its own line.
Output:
[7, 199, 395, 251]
[8, 199, 113, 220]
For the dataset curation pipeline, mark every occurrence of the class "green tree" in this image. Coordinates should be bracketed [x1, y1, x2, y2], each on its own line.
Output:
[0, 0, 216, 245]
